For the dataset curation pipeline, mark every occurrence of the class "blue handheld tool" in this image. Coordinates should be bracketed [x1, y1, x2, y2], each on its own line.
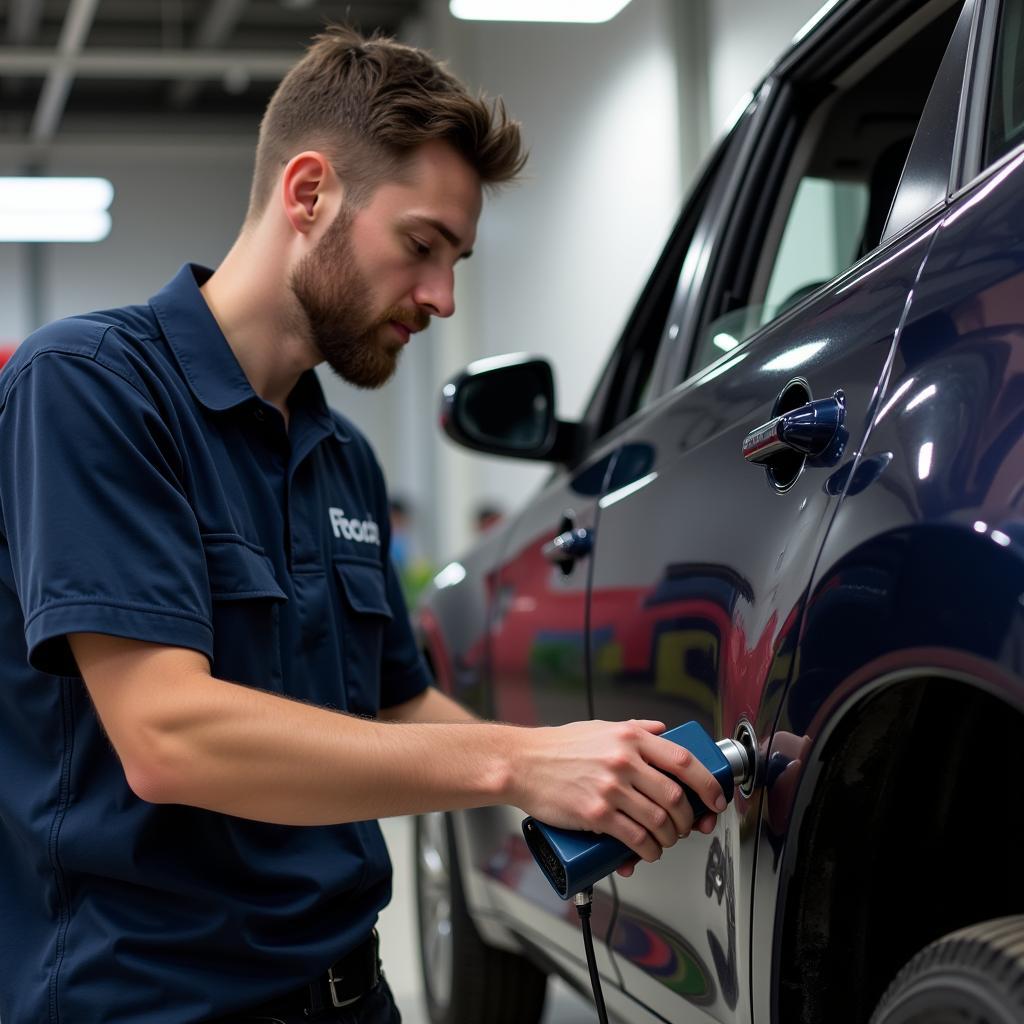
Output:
[522, 722, 751, 899]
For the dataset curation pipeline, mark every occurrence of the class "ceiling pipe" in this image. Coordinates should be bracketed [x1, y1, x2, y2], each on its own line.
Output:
[7, 0, 44, 44]
[169, 0, 251, 109]
[1, 47, 296, 79]
[30, 0, 101, 143]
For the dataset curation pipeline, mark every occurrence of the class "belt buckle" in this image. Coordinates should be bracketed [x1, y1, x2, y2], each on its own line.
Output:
[326, 966, 361, 1009]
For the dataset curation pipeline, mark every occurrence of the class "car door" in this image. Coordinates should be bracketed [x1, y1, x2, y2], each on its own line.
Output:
[582, 1, 977, 1020]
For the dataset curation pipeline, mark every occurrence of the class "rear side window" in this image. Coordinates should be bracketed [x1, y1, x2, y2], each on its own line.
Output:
[985, 0, 1024, 165]
[707, 178, 870, 355]
[689, 1, 965, 376]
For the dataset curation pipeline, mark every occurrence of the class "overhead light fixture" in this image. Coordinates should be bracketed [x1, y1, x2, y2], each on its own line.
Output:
[0, 177, 114, 243]
[450, 0, 633, 23]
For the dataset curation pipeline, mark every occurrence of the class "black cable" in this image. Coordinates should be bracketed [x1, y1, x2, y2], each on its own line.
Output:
[574, 889, 609, 1024]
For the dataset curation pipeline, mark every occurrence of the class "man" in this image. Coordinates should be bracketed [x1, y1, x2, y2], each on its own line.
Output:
[0, 27, 726, 1024]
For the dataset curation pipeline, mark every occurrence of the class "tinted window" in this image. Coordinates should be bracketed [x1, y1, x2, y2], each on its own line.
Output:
[985, 0, 1024, 165]
[704, 178, 869, 357]
[689, 2, 964, 377]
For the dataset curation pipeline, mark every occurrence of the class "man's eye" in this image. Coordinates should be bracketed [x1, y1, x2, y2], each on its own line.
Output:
[410, 238, 431, 257]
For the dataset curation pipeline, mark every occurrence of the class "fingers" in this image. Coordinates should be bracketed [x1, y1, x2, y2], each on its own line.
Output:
[632, 719, 667, 735]
[695, 813, 717, 835]
[615, 856, 640, 878]
[606, 810, 665, 864]
[628, 767, 695, 839]
[640, 732, 728, 817]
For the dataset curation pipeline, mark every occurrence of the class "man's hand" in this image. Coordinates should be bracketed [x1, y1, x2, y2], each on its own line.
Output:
[508, 719, 726, 870]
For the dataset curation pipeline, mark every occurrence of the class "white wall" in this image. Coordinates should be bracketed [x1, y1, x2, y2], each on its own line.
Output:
[410, 0, 690, 560]
[0, 244, 28, 347]
[408, 0, 829, 562]
[707, 0, 825, 132]
[0, 145, 254, 334]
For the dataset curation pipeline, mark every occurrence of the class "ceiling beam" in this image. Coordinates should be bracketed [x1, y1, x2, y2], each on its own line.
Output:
[6, 0, 45, 44]
[170, 0, 250, 108]
[0, 47, 296, 79]
[30, 0, 101, 143]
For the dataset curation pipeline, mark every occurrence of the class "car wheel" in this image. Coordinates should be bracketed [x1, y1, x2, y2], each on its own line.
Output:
[870, 916, 1024, 1023]
[414, 812, 547, 1024]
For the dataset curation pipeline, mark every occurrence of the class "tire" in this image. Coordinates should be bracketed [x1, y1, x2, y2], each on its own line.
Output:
[414, 812, 547, 1024]
[870, 916, 1024, 1024]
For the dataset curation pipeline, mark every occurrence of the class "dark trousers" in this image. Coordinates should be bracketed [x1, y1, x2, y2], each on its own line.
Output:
[212, 975, 402, 1024]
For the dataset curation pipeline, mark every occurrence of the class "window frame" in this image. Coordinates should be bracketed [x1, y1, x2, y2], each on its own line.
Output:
[665, 0, 973, 390]
[954, 0, 1024, 191]
[576, 115, 748, 450]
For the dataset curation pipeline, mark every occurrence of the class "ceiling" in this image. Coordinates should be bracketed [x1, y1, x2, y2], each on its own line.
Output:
[0, 0, 424, 153]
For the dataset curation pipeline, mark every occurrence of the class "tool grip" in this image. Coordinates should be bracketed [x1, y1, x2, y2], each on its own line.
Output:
[522, 722, 736, 899]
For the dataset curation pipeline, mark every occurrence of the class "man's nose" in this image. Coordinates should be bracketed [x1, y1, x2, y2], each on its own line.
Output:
[413, 267, 456, 319]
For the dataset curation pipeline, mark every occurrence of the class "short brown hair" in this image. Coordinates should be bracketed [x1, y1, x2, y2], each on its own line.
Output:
[247, 25, 526, 220]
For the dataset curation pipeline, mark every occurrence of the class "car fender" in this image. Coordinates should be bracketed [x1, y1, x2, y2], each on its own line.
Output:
[758, 520, 1024, 1024]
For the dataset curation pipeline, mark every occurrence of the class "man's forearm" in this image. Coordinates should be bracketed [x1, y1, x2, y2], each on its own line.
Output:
[379, 684, 479, 724]
[73, 633, 728, 866]
[135, 671, 512, 824]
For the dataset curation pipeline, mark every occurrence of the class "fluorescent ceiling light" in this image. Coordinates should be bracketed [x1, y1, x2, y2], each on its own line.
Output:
[450, 0, 633, 23]
[0, 177, 114, 242]
[713, 332, 739, 352]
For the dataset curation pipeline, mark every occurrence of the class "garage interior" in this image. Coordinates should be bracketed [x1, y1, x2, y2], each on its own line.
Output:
[0, 2, 832, 1020]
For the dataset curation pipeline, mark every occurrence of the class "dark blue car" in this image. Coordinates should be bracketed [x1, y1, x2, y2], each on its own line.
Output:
[414, 0, 1024, 1020]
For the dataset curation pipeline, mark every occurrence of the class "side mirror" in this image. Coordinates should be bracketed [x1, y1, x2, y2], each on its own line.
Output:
[439, 354, 580, 463]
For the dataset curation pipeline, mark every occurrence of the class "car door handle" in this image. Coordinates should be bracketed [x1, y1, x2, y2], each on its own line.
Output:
[743, 392, 845, 465]
[542, 527, 593, 566]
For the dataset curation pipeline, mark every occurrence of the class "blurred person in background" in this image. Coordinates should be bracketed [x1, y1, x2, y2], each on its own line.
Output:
[388, 496, 435, 606]
[474, 500, 504, 534]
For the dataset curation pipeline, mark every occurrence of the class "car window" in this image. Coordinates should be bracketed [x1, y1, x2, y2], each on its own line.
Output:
[985, 0, 1024, 166]
[706, 178, 869, 356]
[689, 0, 966, 377]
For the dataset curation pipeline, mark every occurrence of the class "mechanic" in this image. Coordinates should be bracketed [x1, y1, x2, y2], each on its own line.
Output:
[0, 26, 727, 1024]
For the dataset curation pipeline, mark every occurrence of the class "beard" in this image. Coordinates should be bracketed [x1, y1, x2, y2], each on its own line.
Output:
[289, 205, 427, 389]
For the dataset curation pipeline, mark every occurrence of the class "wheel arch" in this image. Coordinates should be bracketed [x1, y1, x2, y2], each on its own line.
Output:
[771, 520, 1024, 1023]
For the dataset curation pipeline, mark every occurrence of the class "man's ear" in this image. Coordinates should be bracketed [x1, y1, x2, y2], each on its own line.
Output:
[280, 152, 340, 236]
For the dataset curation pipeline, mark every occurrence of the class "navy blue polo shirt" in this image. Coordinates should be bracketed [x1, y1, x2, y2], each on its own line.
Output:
[0, 264, 431, 1024]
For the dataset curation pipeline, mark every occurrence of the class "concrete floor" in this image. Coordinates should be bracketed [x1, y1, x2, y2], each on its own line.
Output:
[378, 816, 598, 1024]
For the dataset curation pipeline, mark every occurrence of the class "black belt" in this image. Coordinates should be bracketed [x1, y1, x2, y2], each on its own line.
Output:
[308, 929, 382, 1014]
[213, 930, 382, 1022]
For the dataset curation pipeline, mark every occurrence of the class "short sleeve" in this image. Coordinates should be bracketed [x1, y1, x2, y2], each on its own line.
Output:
[0, 348, 213, 676]
[378, 550, 432, 708]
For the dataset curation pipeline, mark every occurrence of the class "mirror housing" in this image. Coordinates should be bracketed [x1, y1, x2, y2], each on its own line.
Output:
[439, 354, 580, 463]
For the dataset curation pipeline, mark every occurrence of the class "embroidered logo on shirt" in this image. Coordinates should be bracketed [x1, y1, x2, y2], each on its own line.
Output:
[328, 507, 381, 546]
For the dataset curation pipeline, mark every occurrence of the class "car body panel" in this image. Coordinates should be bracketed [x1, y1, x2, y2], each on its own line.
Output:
[753, 142, 1024, 1020]
[462, 453, 624, 987]
[583, 205, 938, 1023]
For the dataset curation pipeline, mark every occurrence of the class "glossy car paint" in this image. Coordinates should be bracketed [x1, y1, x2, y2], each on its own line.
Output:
[757, 141, 1024, 1021]
[583, 214, 937, 1023]
[416, 0, 1024, 1021]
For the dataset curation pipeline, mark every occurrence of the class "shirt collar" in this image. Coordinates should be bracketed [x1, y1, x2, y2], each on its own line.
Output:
[150, 263, 256, 412]
[290, 366, 352, 444]
[148, 263, 349, 442]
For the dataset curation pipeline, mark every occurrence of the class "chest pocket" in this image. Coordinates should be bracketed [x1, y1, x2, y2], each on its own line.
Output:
[334, 558, 393, 717]
[203, 534, 287, 691]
